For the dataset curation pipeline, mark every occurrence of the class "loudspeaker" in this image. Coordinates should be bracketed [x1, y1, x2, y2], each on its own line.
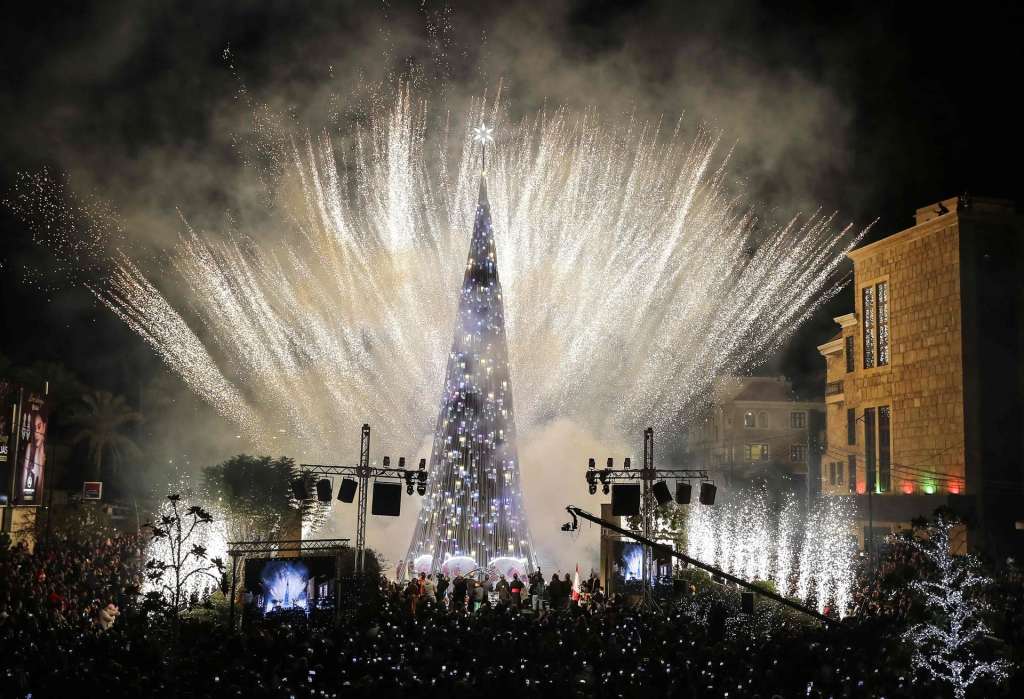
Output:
[675, 482, 692, 505]
[371, 481, 402, 516]
[316, 479, 333, 503]
[338, 478, 358, 503]
[699, 482, 717, 505]
[611, 484, 641, 516]
[652, 481, 673, 506]
[291, 478, 308, 500]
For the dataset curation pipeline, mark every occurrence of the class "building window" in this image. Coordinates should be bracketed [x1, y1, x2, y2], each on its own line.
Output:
[836, 461, 844, 485]
[829, 462, 837, 485]
[791, 444, 807, 462]
[847, 408, 856, 445]
[790, 411, 806, 429]
[878, 405, 891, 492]
[876, 282, 889, 366]
[744, 443, 769, 461]
[744, 411, 755, 428]
[864, 407, 876, 492]
[757, 411, 768, 428]
[862, 286, 875, 368]
[848, 455, 857, 493]
[845, 335, 855, 373]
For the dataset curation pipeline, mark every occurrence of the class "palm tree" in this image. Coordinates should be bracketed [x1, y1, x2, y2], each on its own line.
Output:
[71, 391, 143, 482]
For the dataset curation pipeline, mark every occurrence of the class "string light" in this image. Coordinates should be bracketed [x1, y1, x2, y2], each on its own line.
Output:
[406, 160, 534, 577]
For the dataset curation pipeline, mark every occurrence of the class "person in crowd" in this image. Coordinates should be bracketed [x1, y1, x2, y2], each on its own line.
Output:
[548, 573, 562, 609]
[451, 574, 468, 612]
[509, 573, 524, 608]
[495, 574, 510, 606]
[405, 576, 421, 614]
[562, 573, 573, 608]
[471, 580, 486, 612]
[530, 571, 546, 613]
[423, 574, 436, 607]
[435, 573, 448, 608]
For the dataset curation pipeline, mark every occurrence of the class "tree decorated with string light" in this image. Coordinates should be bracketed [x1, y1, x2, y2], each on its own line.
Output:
[902, 515, 1012, 698]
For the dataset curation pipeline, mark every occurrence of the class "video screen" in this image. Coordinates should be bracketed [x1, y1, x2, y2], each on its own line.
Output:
[612, 541, 644, 586]
[244, 557, 336, 614]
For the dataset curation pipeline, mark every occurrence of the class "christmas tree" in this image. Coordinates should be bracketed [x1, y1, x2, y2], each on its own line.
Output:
[405, 131, 535, 578]
[902, 516, 1012, 698]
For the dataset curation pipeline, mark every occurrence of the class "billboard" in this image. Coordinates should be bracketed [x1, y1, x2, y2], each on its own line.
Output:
[243, 556, 336, 614]
[16, 390, 49, 505]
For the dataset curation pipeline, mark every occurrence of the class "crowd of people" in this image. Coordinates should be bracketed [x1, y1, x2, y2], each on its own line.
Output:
[0, 525, 1020, 698]
[0, 530, 142, 633]
[398, 569, 604, 614]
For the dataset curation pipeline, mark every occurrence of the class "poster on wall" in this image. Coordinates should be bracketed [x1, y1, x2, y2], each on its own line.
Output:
[16, 390, 49, 505]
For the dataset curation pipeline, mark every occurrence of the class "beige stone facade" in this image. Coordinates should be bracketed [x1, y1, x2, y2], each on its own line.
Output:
[684, 376, 823, 496]
[818, 196, 1024, 555]
[819, 197, 966, 500]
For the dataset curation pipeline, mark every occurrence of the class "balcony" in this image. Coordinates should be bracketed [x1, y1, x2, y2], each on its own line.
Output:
[825, 380, 844, 403]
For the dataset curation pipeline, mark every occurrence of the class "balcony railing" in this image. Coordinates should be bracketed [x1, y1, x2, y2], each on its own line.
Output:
[825, 380, 844, 396]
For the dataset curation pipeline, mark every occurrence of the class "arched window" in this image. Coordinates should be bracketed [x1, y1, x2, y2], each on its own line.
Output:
[744, 411, 755, 428]
[757, 411, 768, 428]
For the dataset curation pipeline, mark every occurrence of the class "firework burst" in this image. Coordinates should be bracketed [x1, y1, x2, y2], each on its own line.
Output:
[8, 85, 865, 462]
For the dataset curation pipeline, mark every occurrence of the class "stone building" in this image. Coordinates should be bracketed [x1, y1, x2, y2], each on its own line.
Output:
[683, 376, 824, 499]
[817, 195, 1024, 558]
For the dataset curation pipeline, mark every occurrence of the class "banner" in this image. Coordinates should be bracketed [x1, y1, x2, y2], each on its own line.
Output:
[16, 390, 49, 505]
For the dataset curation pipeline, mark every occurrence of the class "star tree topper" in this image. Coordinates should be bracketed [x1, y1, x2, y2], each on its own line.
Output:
[472, 122, 494, 172]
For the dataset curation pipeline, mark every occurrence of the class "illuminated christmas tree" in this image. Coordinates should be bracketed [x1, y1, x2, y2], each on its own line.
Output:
[902, 516, 1012, 698]
[405, 126, 535, 578]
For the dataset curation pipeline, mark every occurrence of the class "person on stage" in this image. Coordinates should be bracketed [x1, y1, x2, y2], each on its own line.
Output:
[495, 574, 510, 607]
[509, 574, 523, 608]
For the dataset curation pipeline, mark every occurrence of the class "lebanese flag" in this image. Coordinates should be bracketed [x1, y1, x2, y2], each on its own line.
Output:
[572, 563, 581, 601]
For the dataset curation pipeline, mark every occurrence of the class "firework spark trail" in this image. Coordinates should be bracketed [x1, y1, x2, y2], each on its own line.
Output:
[685, 494, 857, 615]
[21, 88, 864, 460]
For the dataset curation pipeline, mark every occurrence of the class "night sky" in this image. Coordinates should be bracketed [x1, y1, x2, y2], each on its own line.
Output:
[2, 0, 1021, 402]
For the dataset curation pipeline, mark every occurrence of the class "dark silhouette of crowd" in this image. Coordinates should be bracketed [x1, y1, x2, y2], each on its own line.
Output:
[1, 529, 1020, 698]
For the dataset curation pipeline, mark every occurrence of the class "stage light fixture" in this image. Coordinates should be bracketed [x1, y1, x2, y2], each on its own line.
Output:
[417, 458, 427, 495]
[675, 482, 692, 505]
[383, 456, 391, 468]
[606, 457, 614, 469]
[624, 457, 631, 470]
[585, 471, 597, 495]
[398, 457, 406, 469]
[404, 470, 415, 495]
[291, 478, 308, 500]
[652, 480, 673, 506]
[602, 483, 610, 495]
[315, 478, 333, 503]
[699, 482, 717, 505]
[338, 477, 358, 503]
